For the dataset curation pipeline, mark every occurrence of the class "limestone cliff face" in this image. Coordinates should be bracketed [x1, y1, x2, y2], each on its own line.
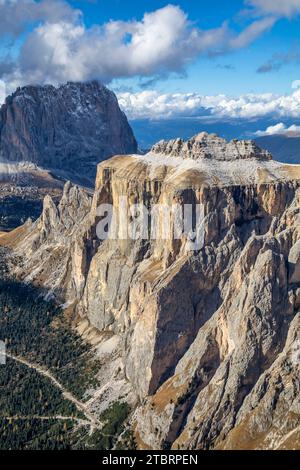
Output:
[6, 133, 300, 450]
[0, 81, 137, 185]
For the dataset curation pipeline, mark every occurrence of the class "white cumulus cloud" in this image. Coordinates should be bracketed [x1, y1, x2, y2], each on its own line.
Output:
[0, 4, 230, 87]
[0, 0, 79, 37]
[255, 123, 300, 136]
[16, 6, 228, 84]
[0, 2, 284, 89]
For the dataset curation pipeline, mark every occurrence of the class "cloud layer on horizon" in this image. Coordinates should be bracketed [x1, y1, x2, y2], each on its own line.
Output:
[117, 86, 300, 120]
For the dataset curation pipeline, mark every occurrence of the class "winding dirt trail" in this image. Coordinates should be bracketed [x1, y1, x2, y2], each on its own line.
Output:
[6, 353, 101, 430]
[5, 415, 91, 425]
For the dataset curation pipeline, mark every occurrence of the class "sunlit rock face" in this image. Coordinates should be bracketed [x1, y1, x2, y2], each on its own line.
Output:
[0, 81, 137, 186]
[5, 133, 300, 450]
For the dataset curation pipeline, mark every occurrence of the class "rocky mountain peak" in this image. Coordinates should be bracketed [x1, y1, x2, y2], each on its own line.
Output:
[0, 81, 137, 186]
[151, 132, 272, 161]
[4, 142, 300, 450]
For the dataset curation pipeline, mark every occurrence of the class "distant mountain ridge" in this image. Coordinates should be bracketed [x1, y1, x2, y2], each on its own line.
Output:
[129, 118, 300, 165]
[255, 134, 300, 164]
[0, 81, 137, 186]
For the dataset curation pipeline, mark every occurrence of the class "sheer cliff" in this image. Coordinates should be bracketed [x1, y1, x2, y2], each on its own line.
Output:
[3, 133, 300, 450]
[0, 81, 137, 229]
[0, 81, 137, 186]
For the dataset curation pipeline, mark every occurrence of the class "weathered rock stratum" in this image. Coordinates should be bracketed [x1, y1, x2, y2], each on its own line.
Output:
[4, 133, 300, 450]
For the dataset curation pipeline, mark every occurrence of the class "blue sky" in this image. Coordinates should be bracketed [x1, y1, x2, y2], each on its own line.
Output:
[65, 0, 300, 95]
[69, 1, 239, 27]
[0, 0, 300, 140]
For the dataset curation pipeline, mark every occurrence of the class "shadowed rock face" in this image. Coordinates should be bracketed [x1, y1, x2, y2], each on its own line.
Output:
[4, 133, 300, 450]
[0, 81, 137, 186]
[255, 134, 300, 165]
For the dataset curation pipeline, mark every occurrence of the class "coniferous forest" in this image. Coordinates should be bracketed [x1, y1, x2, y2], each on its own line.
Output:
[0, 254, 131, 450]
